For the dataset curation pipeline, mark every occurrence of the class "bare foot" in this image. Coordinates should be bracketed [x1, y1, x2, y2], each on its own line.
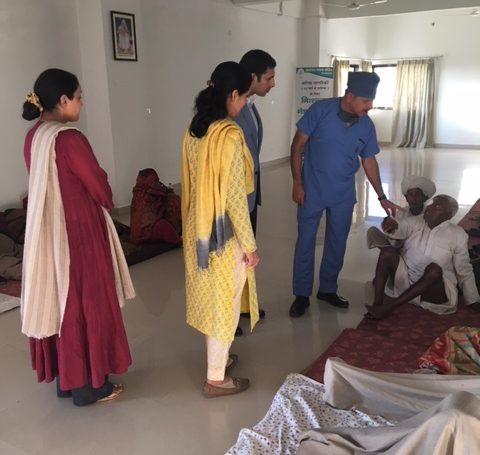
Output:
[364, 309, 377, 320]
[365, 303, 391, 320]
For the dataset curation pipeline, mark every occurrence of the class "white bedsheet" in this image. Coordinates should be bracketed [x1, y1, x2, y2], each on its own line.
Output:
[323, 357, 480, 420]
[298, 391, 480, 455]
[226, 373, 393, 455]
[228, 358, 480, 455]
[297, 358, 480, 454]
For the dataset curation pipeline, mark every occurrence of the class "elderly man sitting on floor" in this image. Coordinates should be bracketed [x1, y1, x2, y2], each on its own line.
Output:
[367, 175, 436, 249]
[366, 194, 480, 320]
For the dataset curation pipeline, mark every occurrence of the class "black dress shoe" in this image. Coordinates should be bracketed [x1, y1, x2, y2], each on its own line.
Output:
[240, 309, 266, 319]
[289, 296, 310, 317]
[235, 326, 243, 337]
[316, 292, 349, 308]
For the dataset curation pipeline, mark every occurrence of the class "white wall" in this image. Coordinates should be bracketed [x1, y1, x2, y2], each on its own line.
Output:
[100, 0, 154, 207]
[6, 2, 477, 209]
[139, 0, 300, 206]
[320, 17, 370, 66]
[0, 0, 83, 210]
[324, 9, 480, 146]
[0, 0, 300, 208]
[76, 0, 117, 196]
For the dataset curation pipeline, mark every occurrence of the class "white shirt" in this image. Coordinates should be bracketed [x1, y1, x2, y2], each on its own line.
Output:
[389, 216, 479, 305]
[394, 206, 421, 221]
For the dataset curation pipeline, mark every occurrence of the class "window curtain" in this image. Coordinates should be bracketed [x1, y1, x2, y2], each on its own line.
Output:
[332, 58, 350, 97]
[361, 60, 372, 72]
[392, 58, 435, 148]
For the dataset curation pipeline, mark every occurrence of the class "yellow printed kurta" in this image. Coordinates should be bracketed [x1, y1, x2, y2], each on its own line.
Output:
[182, 125, 259, 341]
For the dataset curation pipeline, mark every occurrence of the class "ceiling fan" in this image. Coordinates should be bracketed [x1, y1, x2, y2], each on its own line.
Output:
[323, 0, 387, 11]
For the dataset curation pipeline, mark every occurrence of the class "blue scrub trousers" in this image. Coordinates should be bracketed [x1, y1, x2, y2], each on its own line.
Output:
[293, 200, 354, 297]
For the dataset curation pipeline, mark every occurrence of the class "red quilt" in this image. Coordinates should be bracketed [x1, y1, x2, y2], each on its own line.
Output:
[418, 326, 480, 374]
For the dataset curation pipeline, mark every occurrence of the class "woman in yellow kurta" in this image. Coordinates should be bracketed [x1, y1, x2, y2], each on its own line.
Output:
[182, 62, 260, 397]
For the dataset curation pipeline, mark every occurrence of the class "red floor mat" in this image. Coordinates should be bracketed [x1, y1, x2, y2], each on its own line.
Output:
[304, 300, 480, 383]
[303, 328, 426, 383]
[0, 280, 21, 298]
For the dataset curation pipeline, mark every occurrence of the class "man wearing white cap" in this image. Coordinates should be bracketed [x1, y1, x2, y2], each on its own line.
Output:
[367, 175, 436, 248]
[366, 194, 480, 319]
[290, 72, 398, 317]
[399, 175, 436, 216]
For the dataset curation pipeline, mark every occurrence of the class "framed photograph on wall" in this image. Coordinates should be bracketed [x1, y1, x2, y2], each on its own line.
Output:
[111, 11, 138, 61]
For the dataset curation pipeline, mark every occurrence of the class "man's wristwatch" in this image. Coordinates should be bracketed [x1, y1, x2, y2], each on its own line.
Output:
[378, 194, 387, 201]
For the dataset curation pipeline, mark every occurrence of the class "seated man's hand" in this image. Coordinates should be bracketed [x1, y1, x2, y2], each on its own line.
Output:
[382, 216, 398, 234]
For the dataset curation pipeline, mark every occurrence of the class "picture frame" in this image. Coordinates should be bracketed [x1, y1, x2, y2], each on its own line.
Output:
[111, 11, 138, 61]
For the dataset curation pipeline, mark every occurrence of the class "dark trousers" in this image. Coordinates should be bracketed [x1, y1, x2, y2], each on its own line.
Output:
[238, 204, 259, 319]
[249, 204, 258, 237]
[57, 376, 113, 406]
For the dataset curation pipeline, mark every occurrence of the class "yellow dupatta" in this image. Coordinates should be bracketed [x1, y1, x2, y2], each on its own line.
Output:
[181, 119, 254, 268]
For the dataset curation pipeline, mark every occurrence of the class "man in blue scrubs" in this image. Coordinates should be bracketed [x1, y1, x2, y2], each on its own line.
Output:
[289, 72, 398, 317]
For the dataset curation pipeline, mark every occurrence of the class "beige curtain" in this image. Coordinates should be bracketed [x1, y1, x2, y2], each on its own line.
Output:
[392, 58, 435, 148]
[361, 60, 372, 72]
[332, 58, 350, 97]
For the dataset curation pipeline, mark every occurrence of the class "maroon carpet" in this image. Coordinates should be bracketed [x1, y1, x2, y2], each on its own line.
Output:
[304, 200, 480, 383]
[304, 299, 480, 383]
[0, 280, 21, 298]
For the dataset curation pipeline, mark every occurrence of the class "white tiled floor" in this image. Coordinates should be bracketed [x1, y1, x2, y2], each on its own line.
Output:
[1, 146, 479, 454]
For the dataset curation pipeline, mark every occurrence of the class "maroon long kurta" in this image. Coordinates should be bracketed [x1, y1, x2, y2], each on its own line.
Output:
[24, 122, 132, 390]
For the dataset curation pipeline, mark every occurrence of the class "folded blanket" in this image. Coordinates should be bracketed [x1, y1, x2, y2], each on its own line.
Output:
[418, 326, 480, 374]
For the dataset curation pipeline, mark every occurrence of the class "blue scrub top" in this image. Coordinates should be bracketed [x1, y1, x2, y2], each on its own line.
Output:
[297, 97, 379, 207]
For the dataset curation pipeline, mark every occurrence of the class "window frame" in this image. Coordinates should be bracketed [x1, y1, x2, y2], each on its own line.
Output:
[372, 63, 397, 110]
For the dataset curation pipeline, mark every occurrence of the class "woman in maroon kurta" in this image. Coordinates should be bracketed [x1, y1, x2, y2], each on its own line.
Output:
[22, 69, 131, 406]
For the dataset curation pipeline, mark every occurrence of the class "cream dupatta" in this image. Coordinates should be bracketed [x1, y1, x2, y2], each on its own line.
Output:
[21, 121, 135, 338]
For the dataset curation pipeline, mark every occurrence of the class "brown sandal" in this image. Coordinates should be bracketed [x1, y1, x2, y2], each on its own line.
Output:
[98, 384, 124, 403]
[202, 377, 250, 398]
